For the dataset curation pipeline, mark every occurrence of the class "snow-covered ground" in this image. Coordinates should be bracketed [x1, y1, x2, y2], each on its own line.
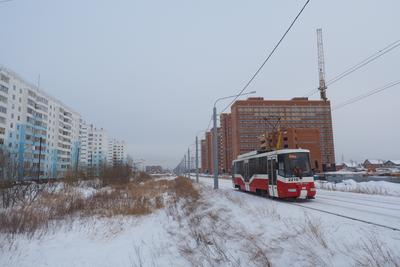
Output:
[1, 176, 400, 266]
[317, 179, 400, 197]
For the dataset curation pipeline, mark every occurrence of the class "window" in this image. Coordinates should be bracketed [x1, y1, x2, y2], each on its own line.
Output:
[249, 158, 258, 177]
[0, 95, 7, 104]
[278, 152, 312, 177]
[0, 84, 8, 94]
[0, 106, 6, 113]
[0, 74, 10, 83]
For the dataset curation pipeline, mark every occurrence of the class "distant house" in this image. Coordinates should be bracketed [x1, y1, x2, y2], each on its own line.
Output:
[363, 159, 385, 170]
[384, 160, 400, 167]
[336, 162, 359, 171]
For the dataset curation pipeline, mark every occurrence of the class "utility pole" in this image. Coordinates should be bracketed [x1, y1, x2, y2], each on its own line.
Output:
[187, 148, 190, 178]
[37, 137, 42, 181]
[75, 147, 80, 179]
[183, 155, 186, 178]
[195, 135, 199, 183]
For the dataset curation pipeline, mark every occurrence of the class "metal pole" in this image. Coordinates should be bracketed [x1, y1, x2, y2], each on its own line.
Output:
[212, 106, 218, 189]
[184, 155, 186, 178]
[37, 137, 42, 181]
[75, 147, 80, 179]
[187, 148, 190, 178]
[195, 135, 199, 183]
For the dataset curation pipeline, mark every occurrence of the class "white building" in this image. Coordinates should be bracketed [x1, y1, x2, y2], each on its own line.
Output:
[107, 138, 126, 167]
[86, 125, 108, 175]
[0, 67, 81, 179]
[0, 66, 127, 180]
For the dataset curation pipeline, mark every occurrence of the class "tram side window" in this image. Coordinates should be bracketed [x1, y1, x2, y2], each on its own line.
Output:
[249, 158, 258, 177]
[259, 156, 268, 174]
[278, 154, 285, 177]
[235, 161, 244, 177]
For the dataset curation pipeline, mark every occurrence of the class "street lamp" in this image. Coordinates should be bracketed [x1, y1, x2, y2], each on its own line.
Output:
[212, 91, 256, 189]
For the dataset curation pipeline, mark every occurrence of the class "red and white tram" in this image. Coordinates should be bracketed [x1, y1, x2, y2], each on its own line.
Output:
[232, 149, 316, 199]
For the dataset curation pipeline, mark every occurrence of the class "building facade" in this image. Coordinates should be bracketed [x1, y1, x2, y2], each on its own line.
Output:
[200, 128, 224, 174]
[220, 113, 233, 173]
[0, 67, 82, 179]
[107, 138, 126, 166]
[230, 97, 335, 171]
[0, 66, 126, 180]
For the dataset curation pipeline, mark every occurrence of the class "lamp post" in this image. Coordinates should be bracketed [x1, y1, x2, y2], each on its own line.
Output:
[212, 91, 256, 189]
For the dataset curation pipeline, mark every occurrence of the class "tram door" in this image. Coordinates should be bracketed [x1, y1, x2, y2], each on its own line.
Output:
[268, 157, 277, 197]
[244, 160, 250, 191]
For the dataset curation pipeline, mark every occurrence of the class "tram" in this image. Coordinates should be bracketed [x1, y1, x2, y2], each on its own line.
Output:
[232, 149, 316, 199]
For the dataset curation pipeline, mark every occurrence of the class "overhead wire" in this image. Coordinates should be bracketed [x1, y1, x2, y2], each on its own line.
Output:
[178, 0, 312, 168]
[332, 80, 400, 111]
[220, 0, 311, 114]
[304, 40, 400, 97]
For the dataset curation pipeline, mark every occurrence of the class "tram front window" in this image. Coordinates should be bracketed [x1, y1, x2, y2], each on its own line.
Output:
[280, 153, 312, 177]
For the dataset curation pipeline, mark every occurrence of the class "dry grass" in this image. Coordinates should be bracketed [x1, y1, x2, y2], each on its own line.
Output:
[352, 234, 400, 267]
[0, 175, 199, 236]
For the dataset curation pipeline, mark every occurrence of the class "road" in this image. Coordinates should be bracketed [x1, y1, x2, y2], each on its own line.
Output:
[193, 174, 400, 231]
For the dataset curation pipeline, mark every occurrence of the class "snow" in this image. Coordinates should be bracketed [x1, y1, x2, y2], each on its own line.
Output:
[1, 176, 400, 266]
[386, 160, 400, 165]
[365, 159, 385, 165]
[316, 179, 400, 197]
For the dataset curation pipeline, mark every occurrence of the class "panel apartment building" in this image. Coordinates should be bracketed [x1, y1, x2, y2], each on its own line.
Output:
[0, 66, 126, 180]
[227, 97, 335, 172]
[0, 67, 81, 179]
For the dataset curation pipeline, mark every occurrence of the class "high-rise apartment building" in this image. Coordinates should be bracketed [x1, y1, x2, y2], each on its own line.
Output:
[0, 66, 127, 180]
[220, 113, 233, 173]
[86, 126, 108, 175]
[201, 128, 224, 174]
[230, 97, 335, 171]
[107, 138, 126, 166]
[0, 67, 81, 179]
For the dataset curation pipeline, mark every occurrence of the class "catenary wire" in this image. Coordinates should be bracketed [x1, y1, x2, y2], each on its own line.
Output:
[304, 40, 400, 97]
[220, 0, 311, 114]
[332, 80, 400, 111]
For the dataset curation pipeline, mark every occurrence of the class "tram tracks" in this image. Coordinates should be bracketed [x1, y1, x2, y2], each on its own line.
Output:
[288, 201, 400, 232]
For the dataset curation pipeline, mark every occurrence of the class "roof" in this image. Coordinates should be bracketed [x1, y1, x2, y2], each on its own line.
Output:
[386, 160, 400, 165]
[340, 162, 358, 168]
[364, 159, 385, 165]
[234, 149, 310, 162]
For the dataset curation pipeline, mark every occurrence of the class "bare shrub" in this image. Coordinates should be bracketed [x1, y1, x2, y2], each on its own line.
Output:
[134, 172, 153, 183]
[352, 234, 400, 267]
[172, 176, 199, 202]
[240, 234, 272, 267]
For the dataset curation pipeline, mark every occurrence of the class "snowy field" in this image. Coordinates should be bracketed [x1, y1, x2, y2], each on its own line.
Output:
[1, 176, 400, 266]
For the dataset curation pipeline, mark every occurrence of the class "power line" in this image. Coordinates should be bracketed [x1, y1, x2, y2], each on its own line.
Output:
[220, 0, 311, 114]
[305, 40, 400, 97]
[180, 0, 311, 168]
[332, 80, 400, 111]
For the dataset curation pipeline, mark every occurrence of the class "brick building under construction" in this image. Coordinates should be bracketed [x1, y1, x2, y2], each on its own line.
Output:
[202, 97, 335, 173]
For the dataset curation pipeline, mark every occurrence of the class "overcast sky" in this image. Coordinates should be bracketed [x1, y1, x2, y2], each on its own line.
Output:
[1, 0, 399, 168]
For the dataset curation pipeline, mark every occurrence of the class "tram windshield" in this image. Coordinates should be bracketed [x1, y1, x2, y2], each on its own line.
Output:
[279, 152, 312, 177]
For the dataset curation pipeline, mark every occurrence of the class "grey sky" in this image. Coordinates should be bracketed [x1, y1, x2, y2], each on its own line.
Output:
[1, 0, 399, 168]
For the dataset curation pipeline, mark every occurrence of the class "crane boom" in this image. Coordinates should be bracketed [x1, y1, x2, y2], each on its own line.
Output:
[317, 28, 327, 101]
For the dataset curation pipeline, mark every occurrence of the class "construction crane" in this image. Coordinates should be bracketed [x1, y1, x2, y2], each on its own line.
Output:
[317, 28, 327, 101]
